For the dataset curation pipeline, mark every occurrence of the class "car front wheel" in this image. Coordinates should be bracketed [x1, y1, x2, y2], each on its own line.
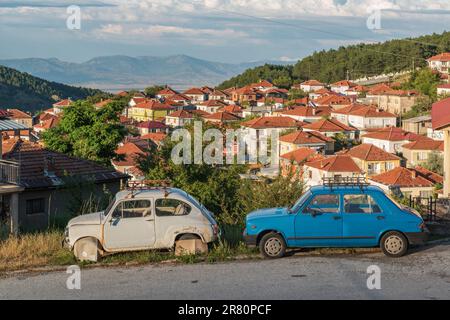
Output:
[259, 232, 286, 259]
[380, 231, 408, 258]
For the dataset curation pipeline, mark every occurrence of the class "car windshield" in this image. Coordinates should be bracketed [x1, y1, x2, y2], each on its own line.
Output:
[289, 190, 311, 213]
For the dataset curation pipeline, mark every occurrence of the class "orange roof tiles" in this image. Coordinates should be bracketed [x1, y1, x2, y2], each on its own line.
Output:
[280, 147, 323, 163]
[279, 130, 333, 144]
[432, 97, 450, 130]
[427, 52, 450, 62]
[402, 139, 444, 151]
[339, 143, 401, 161]
[303, 118, 355, 132]
[370, 167, 438, 187]
[241, 116, 305, 129]
[305, 155, 362, 173]
[362, 127, 430, 142]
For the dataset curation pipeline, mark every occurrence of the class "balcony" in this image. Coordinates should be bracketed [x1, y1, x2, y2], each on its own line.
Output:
[0, 160, 20, 185]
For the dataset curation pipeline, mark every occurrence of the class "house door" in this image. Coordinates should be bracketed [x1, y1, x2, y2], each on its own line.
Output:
[103, 199, 156, 251]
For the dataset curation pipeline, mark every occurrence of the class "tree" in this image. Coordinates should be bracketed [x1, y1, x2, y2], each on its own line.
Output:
[406, 68, 440, 101]
[42, 100, 127, 166]
[402, 95, 433, 119]
[144, 85, 165, 98]
[288, 89, 307, 100]
[423, 152, 444, 175]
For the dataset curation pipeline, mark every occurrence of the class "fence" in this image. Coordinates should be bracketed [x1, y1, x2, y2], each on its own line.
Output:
[408, 196, 450, 222]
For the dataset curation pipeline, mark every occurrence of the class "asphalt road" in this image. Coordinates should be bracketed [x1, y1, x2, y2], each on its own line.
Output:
[1, 242, 449, 300]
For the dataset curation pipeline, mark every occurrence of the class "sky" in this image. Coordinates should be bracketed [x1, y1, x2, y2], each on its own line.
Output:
[0, 0, 449, 63]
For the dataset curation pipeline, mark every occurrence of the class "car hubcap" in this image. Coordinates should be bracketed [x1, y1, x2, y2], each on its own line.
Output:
[385, 235, 403, 255]
[265, 238, 282, 256]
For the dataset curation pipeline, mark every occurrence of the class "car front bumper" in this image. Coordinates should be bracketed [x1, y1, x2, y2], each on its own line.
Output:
[405, 232, 428, 245]
[243, 229, 257, 247]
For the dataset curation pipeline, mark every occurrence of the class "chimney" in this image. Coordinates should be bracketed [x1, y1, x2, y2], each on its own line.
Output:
[411, 170, 417, 179]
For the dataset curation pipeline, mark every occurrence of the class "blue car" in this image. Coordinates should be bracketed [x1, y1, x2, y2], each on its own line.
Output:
[244, 184, 428, 258]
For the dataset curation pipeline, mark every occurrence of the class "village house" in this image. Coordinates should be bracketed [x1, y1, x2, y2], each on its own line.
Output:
[295, 80, 326, 93]
[303, 118, 357, 139]
[231, 86, 261, 104]
[217, 104, 243, 117]
[437, 84, 450, 96]
[427, 52, 450, 74]
[330, 80, 357, 95]
[52, 99, 73, 114]
[209, 89, 230, 101]
[196, 100, 228, 114]
[368, 89, 419, 115]
[165, 110, 195, 128]
[203, 111, 242, 125]
[139, 132, 167, 146]
[249, 80, 275, 92]
[241, 105, 273, 118]
[156, 87, 178, 100]
[278, 106, 331, 123]
[330, 104, 397, 132]
[33, 114, 60, 134]
[128, 100, 174, 122]
[344, 85, 368, 97]
[338, 143, 401, 176]
[278, 130, 335, 155]
[280, 148, 323, 179]
[303, 155, 363, 187]
[112, 139, 154, 181]
[6, 109, 33, 128]
[361, 127, 430, 154]
[135, 120, 169, 135]
[183, 87, 208, 102]
[128, 96, 147, 108]
[313, 94, 353, 109]
[369, 166, 442, 199]
[0, 139, 127, 234]
[401, 115, 432, 136]
[431, 97, 450, 197]
[402, 139, 444, 167]
[308, 88, 334, 100]
[164, 93, 192, 106]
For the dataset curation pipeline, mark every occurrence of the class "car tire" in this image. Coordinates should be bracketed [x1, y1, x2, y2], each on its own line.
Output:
[380, 231, 408, 258]
[259, 232, 286, 259]
[73, 237, 101, 262]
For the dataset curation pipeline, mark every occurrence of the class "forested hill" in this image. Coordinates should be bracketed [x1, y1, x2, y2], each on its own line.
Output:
[218, 31, 450, 89]
[0, 65, 103, 112]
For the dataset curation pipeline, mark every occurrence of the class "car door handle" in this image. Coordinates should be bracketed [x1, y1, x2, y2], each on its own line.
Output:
[333, 216, 342, 220]
[376, 216, 385, 220]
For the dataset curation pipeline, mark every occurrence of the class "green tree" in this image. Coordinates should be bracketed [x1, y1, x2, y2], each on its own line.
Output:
[422, 152, 444, 175]
[406, 68, 440, 101]
[42, 100, 127, 166]
[144, 85, 165, 98]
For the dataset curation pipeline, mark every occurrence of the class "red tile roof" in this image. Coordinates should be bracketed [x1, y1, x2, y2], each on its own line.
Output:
[313, 94, 352, 106]
[113, 142, 147, 167]
[432, 97, 450, 130]
[281, 106, 331, 118]
[279, 130, 333, 144]
[413, 166, 443, 185]
[331, 80, 357, 87]
[166, 93, 191, 101]
[198, 100, 228, 107]
[3, 140, 126, 189]
[339, 143, 401, 161]
[158, 87, 178, 96]
[133, 100, 173, 111]
[370, 167, 437, 187]
[301, 80, 324, 86]
[94, 99, 113, 108]
[136, 120, 168, 129]
[332, 104, 396, 118]
[437, 84, 450, 89]
[218, 105, 243, 113]
[7, 109, 32, 119]
[203, 111, 242, 122]
[53, 99, 72, 107]
[184, 87, 206, 95]
[303, 118, 355, 132]
[427, 52, 450, 62]
[305, 155, 362, 173]
[167, 110, 193, 119]
[402, 139, 444, 151]
[140, 132, 167, 143]
[367, 83, 393, 95]
[280, 147, 323, 163]
[361, 127, 430, 142]
[241, 116, 305, 129]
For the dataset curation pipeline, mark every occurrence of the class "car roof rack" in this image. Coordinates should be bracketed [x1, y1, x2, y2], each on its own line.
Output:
[125, 179, 172, 198]
[322, 177, 369, 191]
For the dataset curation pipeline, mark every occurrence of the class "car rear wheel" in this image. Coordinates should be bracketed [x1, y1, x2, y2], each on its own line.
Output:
[380, 231, 408, 258]
[259, 232, 286, 259]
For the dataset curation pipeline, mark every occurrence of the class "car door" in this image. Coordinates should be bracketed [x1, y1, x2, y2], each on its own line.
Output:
[293, 193, 343, 247]
[342, 193, 386, 247]
[103, 198, 156, 251]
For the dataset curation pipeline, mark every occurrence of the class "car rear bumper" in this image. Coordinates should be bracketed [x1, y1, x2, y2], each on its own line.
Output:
[405, 232, 428, 245]
[243, 229, 257, 247]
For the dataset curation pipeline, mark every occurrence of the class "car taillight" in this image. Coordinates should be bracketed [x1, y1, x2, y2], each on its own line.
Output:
[419, 222, 426, 232]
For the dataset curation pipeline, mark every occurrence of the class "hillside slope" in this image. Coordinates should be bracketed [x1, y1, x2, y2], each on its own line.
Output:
[218, 31, 450, 89]
[0, 65, 103, 112]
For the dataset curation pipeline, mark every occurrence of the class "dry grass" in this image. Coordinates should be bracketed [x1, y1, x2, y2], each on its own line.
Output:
[0, 230, 75, 273]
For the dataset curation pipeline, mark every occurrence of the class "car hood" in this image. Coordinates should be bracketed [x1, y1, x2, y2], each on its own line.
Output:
[67, 212, 103, 227]
[247, 207, 288, 220]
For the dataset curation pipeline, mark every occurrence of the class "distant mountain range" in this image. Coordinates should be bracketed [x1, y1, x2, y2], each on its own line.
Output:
[0, 55, 293, 91]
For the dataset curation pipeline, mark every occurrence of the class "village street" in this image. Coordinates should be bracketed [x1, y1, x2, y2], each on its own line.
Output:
[1, 241, 449, 300]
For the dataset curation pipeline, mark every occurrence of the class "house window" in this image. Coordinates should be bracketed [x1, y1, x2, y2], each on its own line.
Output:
[26, 198, 45, 215]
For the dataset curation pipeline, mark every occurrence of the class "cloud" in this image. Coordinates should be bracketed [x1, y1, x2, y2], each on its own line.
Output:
[0, 0, 113, 8]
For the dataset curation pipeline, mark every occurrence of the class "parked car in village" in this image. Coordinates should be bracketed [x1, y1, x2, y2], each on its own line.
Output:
[64, 186, 219, 261]
[244, 179, 428, 258]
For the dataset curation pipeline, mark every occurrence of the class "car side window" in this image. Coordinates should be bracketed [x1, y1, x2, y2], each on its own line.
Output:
[155, 198, 192, 217]
[304, 194, 340, 214]
[344, 195, 382, 214]
[112, 200, 152, 219]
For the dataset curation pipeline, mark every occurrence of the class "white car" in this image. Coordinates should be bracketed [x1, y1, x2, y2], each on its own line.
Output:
[64, 187, 218, 261]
